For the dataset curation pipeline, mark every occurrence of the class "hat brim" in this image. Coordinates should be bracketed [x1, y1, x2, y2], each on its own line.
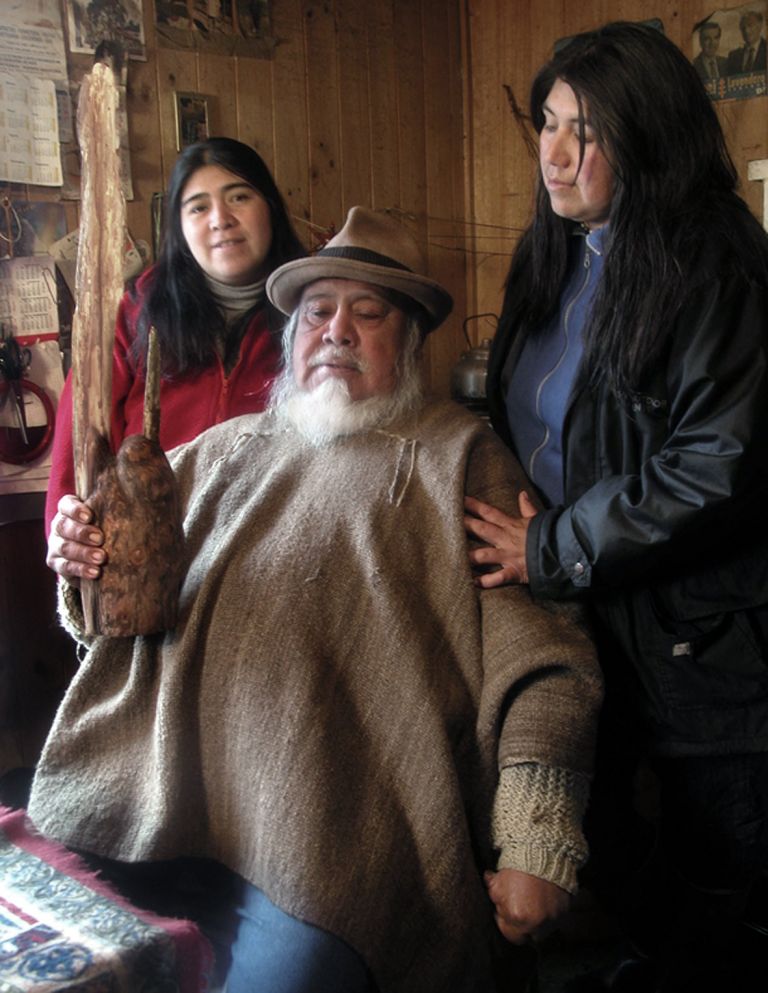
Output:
[266, 256, 453, 332]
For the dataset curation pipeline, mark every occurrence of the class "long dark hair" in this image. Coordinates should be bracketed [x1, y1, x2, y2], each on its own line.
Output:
[135, 137, 305, 374]
[500, 21, 767, 391]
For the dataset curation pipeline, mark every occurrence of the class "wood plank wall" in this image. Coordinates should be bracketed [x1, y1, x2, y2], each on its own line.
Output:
[462, 0, 768, 335]
[11, 1, 768, 388]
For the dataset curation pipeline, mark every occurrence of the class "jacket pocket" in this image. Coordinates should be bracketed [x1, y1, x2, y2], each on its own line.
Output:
[644, 595, 768, 712]
[600, 591, 768, 718]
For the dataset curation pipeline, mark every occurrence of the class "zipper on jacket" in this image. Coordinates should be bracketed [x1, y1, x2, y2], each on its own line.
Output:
[527, 246, 593, 482]
[215, 353, 231, 425]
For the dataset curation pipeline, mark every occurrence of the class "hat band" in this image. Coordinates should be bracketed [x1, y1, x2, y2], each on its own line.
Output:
[316, 246, 413, 272]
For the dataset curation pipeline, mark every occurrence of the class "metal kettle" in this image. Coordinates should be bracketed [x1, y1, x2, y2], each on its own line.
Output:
[450, 336, 493, 418]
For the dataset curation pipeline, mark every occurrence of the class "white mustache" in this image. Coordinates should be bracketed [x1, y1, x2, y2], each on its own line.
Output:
[307, 346, 366, 372]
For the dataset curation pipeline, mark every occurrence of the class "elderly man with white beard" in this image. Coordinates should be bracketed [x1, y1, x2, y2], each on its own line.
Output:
[33, 207, 602, 993]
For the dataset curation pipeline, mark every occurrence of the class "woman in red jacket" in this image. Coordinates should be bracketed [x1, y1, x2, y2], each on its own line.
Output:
[46, 137, 305, 579]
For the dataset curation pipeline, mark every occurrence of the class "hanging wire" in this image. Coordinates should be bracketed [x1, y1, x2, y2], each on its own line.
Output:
[41, 263, 58, 308]
[503, 84, 538, 161]
[290, 215, 338, 251]
[0, 197, 23, 259]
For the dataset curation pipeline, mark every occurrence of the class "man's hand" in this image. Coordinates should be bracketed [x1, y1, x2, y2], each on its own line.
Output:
[47, 494, 106, 583]
[484, 867, 571, 944]
[464, 491, 538, 588]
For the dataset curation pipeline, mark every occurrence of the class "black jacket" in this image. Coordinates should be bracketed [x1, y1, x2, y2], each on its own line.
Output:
[487, 232, 768, 756]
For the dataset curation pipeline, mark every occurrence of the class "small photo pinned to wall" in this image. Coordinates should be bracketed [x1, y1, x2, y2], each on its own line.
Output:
[691, 2, 767, 101]
[65, 0, 147, 61]
[174, 92, 210, 151]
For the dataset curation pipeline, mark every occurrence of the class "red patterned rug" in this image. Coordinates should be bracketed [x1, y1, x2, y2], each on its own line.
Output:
[0, 805, 213, 991]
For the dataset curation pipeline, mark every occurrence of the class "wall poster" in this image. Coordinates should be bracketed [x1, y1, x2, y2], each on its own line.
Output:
[692, 2, 767, 100]
[155, 0, 275, 58]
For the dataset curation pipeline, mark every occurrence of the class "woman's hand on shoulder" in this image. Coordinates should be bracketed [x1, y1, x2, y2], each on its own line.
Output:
[464, 491, 537, 588]
[47, 495, 106, 583]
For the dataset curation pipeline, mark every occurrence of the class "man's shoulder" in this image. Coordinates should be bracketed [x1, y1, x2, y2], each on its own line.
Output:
[402, 399, 515, 469]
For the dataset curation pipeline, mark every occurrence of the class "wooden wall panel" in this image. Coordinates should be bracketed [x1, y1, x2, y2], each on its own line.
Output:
[464, 0, 565, 333]
[124, 57, 164, 243]
[270, 0, 311, 234]
[720, 96, 768, 223]
[393, 0, 428, 225]
[198, 54, 240, 141]
[233, 56, 276, 170]
[303, 1, 343, 233]
[423, 0, 468, 390]
[335, 0, 373, 217]
[366, 3, 401, 212]
[462, 0, 499, 286]
[155, 48, 198, 186]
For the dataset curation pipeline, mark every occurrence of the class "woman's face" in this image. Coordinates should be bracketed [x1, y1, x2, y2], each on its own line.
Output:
[538, 78, 614, 230]
[179, 164, 273, 285]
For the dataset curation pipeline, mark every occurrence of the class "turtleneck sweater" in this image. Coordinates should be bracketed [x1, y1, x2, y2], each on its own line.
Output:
[205, 274, 268, 372]
[205, 273, 266, 325]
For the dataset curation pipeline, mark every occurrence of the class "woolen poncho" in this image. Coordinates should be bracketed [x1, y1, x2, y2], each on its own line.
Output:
[29, 400, 601, 992]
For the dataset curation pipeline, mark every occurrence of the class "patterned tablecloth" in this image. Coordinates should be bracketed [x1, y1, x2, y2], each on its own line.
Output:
[0, 806, 213, 992]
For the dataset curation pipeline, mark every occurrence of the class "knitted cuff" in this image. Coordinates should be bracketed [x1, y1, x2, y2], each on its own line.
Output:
[492, 762, 591, 894]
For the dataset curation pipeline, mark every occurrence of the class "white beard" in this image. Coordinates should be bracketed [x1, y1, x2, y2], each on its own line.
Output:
[270, 363, 424, 448]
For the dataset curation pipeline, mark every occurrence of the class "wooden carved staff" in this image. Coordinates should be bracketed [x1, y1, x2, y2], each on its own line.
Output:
[72, 63, 183, 637]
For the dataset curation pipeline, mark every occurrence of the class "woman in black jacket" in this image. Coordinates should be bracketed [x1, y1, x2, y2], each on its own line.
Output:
[465, 21, 768, 993]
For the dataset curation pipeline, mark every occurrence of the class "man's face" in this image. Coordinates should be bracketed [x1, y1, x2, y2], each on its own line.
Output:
[293, 279, 409, 402]
[700, 26, 721, 57]
[742, 14, 762, 46]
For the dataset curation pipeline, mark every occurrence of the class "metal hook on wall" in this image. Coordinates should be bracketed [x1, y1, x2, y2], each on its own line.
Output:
[0, 196, 23, 260]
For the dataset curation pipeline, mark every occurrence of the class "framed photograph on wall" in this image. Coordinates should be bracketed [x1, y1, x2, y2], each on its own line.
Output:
[174, 92, 210, 151]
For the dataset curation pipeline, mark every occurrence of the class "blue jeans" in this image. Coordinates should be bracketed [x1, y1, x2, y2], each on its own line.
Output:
[225, 883, 374, 993]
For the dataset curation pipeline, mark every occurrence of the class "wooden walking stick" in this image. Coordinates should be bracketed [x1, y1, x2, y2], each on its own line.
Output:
[72, 63, 183, 637]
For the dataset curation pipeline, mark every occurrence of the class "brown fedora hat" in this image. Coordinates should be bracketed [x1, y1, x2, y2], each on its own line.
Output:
[266, 206, 453, 331]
